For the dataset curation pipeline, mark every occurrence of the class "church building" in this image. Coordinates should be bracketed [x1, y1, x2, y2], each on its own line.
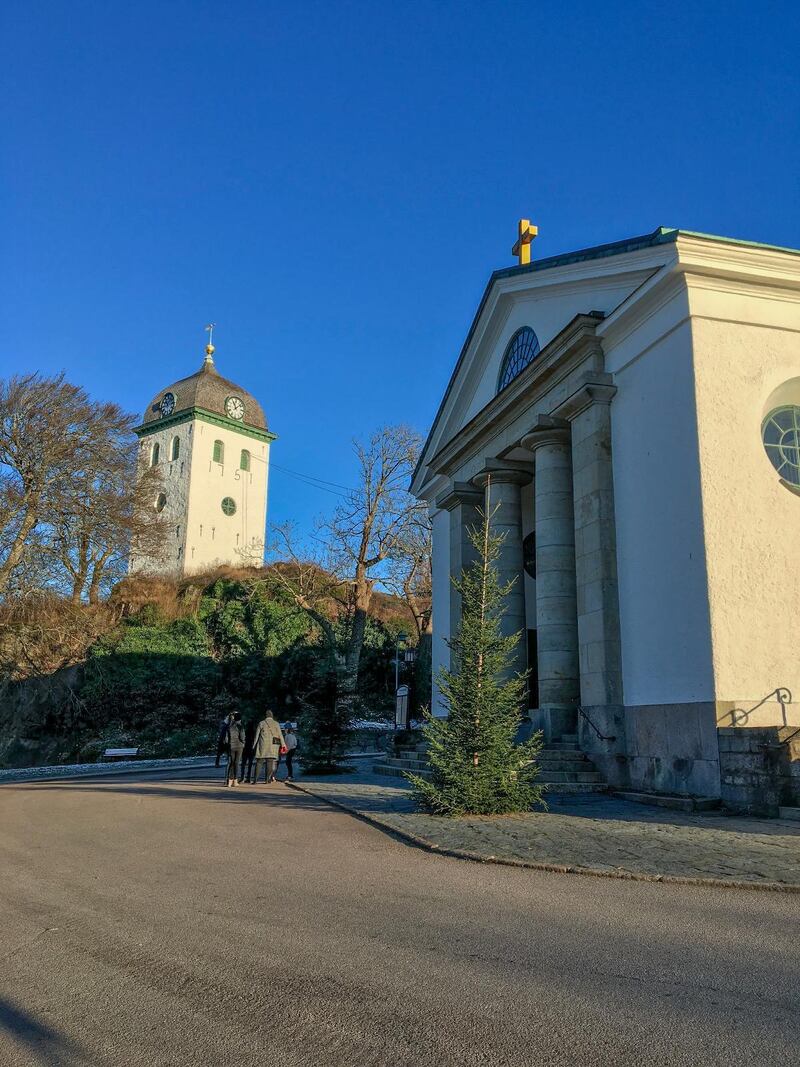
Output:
[411, 224, 800, 799]
[130, 331, 275, 576]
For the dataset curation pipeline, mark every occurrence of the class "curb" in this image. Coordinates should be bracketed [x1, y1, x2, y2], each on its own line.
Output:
[0, 758, 218, 785]
[286, 781, 800, 894]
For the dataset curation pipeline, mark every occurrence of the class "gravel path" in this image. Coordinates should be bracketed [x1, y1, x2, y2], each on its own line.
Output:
[291, 766, 800, 888]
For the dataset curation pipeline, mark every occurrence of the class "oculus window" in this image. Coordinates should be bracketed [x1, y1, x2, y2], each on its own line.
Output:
[221, 496, 237, 516]
[762, 406, 800, 489]
[155, 493, 167, 513]
[497, 327, 541, 393]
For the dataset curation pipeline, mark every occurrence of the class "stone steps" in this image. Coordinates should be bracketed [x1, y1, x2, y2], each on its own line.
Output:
[537, 770, 605, 784]
[373, 762, 433, 781]
[380, 757, 430, 771]
[542, 781, 608, 795]
[373, 738, 610, 796]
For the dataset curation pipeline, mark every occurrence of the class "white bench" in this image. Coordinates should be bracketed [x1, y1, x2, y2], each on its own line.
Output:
[102, 747, 140, 761]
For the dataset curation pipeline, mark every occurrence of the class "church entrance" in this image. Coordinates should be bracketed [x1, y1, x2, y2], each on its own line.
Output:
[526, 629, 539, 709]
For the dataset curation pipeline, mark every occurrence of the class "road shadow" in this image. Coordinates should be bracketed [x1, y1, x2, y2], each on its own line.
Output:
[16, 777, 346, 813]
[0, 995, 94, 1066]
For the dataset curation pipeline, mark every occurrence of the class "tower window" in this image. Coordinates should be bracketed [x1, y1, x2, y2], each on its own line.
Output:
[221, 497, 237, 517]
[170, 436, 180, 461]
[213, 440, 224, 464]
[150, 442, 160, 466]
[240, 449, 250, 471]
[155, 493, 167, 513]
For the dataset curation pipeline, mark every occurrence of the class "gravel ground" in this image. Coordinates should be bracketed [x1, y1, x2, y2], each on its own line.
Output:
[0, 765, 798, 1066]
[291, 766, 800, 888]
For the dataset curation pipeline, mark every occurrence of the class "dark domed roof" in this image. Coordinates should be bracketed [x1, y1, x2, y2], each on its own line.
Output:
[142, 353, 268, 431]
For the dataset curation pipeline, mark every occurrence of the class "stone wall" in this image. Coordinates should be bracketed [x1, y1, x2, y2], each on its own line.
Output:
[718, 726, 800, 816]
[623, 702, 721, 797]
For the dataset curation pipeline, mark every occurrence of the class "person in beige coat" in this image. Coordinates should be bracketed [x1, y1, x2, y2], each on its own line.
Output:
[249, 713, 285, 784]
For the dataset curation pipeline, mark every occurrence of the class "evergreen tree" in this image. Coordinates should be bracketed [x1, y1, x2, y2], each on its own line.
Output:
[407, 506, 544, 816]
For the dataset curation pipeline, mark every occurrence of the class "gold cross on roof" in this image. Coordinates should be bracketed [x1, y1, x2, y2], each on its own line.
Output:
[512, 219, 538, 265]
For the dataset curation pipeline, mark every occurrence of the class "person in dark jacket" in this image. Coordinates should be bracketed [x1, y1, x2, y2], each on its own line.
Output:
[225, 713, 246, 788]
[240, 717, 258, 784]
[215, 713, 233, 767]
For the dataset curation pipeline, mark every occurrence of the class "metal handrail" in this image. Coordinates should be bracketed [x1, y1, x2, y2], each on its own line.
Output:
[577, 706, 616, 743]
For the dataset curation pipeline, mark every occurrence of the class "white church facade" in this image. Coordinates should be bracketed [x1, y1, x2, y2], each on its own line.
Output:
[130, 335, 275, 576]
[412, 225, 800, 799]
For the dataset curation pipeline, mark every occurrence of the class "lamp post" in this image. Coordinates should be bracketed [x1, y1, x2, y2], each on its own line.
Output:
[394, 632, 408, 699]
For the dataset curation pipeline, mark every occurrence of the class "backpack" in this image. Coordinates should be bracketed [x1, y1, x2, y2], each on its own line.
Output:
[227, 721, 245, 746]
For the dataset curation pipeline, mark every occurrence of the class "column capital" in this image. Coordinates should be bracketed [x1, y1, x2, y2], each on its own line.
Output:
[435, 481, 483, 512]
[471, 458, 532, 489]
[521, 415, 571, 453]
[551, 374, 617, 421]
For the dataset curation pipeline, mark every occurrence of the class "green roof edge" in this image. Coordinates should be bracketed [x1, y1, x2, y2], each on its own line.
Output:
[135, 406, 277, 443]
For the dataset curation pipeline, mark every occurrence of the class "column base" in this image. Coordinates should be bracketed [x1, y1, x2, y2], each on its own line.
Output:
[527, 704, 578, 742]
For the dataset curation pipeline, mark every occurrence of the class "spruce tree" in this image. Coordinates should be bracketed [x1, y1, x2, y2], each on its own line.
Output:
[406, 506, 544, 816]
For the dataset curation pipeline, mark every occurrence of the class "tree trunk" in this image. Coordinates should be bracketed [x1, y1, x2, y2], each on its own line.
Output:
[88, 552, 112, 605]
[342, 573, 371, 702]
[0, 503, 39, 595]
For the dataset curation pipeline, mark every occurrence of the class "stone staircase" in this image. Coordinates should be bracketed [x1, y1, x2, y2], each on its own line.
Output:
[373, 734, 608, 795]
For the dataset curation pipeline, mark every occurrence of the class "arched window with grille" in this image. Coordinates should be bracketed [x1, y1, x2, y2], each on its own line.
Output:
[240, 449, 250, 471]
[496, 327, 541, 393]
[150, 442, 160, 467]
[170, 436, 180, 461]
[213, 439, 224, 464]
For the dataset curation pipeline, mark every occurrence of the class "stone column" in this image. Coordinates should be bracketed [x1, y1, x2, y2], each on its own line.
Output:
[554, 381, 627, 781]
[435, 482, 483, 669]
[568, 388, 623, 706]
[471, 463, 531, 682]
[522, 421, 580, 739]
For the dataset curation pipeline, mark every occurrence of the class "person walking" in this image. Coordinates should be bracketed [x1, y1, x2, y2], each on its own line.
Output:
[283, 723, 298, 781]
[240, 716, 258, 784]
[215, 713, 233, 767]
[250, 711, 285, 785]
[225, 713, 246, 788]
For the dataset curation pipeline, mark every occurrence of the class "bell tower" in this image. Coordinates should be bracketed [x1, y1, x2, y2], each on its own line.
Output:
[130, 330, 276, 576]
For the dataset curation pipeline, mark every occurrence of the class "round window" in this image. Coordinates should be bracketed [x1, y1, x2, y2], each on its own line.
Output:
[762, 406, 800, 489]
[221, 497, 237, 516]
[155, 493, 167, 513]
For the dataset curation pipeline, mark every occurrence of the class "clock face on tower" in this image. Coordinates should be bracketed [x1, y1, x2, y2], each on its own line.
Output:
[160, 392, 176, 417]
[225, 396, 245, 421]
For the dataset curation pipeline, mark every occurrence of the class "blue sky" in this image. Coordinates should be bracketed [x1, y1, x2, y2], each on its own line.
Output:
[3, 1, 799, 536]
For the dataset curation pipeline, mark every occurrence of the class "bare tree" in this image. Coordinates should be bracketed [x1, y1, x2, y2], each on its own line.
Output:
[385, 509, 432, 641]
[0, 372, 166, 602]
[49, 454, 167, 604]
[268, 424, 423, 705]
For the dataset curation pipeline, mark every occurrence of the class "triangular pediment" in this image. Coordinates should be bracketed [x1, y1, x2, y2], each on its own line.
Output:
[413, 231, 679, 498]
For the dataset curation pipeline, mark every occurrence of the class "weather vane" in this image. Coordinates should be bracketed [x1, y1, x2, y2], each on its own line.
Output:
[204, 322, 216, 363]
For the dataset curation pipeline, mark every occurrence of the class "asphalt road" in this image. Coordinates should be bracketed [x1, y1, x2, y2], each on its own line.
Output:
[0, 767, 798, 1067]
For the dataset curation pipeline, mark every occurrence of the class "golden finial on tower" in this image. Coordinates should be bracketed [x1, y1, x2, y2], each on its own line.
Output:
[512, 219, 538, 265]
[204, 323, 216, 364]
